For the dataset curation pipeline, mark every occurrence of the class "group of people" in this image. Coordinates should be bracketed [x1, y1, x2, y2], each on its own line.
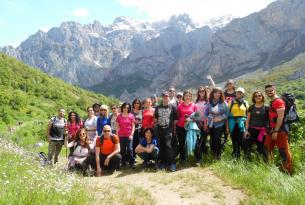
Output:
[46, 78, 295, 175]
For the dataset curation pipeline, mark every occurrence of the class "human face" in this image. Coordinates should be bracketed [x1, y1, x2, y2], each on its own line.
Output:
[145, 99, 152, 108]
[103, 128, 111, 136]
[133, 101, 140, 108]
[79, 131, 86, 141]
[111, 107, 118, 114]
[236, 91, 243, 99]
[93, 105, 100, 113]
[122, 105, 130, 113]
[226, 82, 234, 90]
[184, 93, 192, 102]
[169, 89, 175, 97]
[265, 87, 275, 98]
[100, 108, 107, 116]
[162, 95, 170, 104]
[58, 109, 65, 118]
[144, 130, 152, 141]
[254, 93, 263, 103]
[198, 89, 206, 98]
[87, 108, 94, 116]
[213, 91, 221, 100]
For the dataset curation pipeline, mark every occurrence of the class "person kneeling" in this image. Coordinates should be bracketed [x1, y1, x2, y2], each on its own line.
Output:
[135, 128, 159, 168]
[96, 125, 121, 176]
[66, 128, 92, 175]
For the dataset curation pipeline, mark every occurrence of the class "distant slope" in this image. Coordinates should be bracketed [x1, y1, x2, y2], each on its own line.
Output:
[236, 52, 305, 108]
[0, 53, 118, 129]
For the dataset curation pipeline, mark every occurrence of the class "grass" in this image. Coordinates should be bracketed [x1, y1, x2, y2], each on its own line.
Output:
[0, 148, 89, 205]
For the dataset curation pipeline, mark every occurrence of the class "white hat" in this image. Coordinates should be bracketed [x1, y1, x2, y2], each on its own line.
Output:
[236, 87, 245, 94]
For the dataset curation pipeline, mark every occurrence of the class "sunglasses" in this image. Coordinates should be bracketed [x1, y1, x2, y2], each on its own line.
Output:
[134, 102, 140, 104]
[103, 130, 111, 132]
[169, 90, 175, 92]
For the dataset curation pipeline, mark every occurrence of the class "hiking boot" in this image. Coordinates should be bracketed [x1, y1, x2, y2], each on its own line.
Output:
[141, 161, 149, 168]
[169, 164, 176, 172]
[158, 163, 166, 170]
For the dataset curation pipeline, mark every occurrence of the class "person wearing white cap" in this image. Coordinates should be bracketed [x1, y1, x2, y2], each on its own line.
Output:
[228, 87, 249, 158]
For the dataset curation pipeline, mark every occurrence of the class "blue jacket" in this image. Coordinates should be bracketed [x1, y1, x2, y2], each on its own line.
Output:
[97, 116, 111, 136]
[205, 101, 229, 128]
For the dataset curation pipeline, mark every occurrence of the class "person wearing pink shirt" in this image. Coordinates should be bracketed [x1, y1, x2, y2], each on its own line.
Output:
[116, 102, 135, 168]
[175, 90, 197, 164]
[66, 111, 83, 156]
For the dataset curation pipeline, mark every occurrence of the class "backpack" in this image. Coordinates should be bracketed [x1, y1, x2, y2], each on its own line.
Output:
[270, 93, 299, 132]
[49, 117, 66, 138]
[38, 152, 49, 166]
[99, 134, 116, 145]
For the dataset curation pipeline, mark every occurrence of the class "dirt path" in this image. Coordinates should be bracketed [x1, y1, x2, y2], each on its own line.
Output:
[86, 167, 246, 205]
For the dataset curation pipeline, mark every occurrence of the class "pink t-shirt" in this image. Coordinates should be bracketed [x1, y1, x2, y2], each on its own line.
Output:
[66, 121, 83, 139]
[116, 113, 135, 137]
[195, 101, 208, 121]
[176, 102, 197, 127]
[142, 109, 155, 129]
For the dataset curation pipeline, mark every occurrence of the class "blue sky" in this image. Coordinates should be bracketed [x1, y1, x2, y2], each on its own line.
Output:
[0, 0, 275, 47]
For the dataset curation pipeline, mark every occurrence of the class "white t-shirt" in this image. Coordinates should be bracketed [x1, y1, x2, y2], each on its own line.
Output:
[84, 116, 97, 140]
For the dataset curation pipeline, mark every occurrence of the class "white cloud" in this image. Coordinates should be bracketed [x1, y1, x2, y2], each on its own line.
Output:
[71, 8, 89, 17]
[117, 0, 276, 22]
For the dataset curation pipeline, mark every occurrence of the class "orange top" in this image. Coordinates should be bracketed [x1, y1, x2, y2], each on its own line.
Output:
[96, 135, 119, 155]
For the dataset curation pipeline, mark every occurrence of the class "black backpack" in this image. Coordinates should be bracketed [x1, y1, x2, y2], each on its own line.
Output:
[49, 117, 66, 139]
[270, 93, 299, 132]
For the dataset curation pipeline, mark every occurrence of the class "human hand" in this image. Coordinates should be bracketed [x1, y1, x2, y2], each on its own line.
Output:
[104, 156, 110, 166]
[96, 167, 102, 177]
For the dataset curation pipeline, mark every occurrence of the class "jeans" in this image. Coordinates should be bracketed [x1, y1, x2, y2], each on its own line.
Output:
[176, 126, 187, 161]
[210, 125, 225, 159]
[231, 124, 245, 158]
[119, 136, 134, 166]
[156, 126, 176, 165]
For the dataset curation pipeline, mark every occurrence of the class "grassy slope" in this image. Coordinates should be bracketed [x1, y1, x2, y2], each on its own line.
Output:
[0, 53, 119, 147]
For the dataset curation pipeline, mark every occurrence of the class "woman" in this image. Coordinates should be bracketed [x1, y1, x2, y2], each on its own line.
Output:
[110, 105, 119, 134]
[224, 79, 236, 104]
[84, 107, 97, 151]
[176, 92, 183, 105]
[131, 98, 143, 160]
[142, 98, 155, 130]
[228, 87, 249, 158]
[116, 102, 135, 168]
[194, 86, 209, 164]
[176, 90, 197, 164]
[205, 87, 229, 160]
[135, 128, 159, 168]
[97, 105, 111, 136]
[66, 111, 83, 155]
[66, 128, 92, 175]
[244, 91, 268, 159]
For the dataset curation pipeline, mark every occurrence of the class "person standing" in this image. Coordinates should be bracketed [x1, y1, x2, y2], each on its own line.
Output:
[205, 88, 229, 160]
[142, 98, 155, 130]
[244, 91, 268, 159]
[168, 87, 178, 109]
[154, 91, 177, 171]
[84, 107, 98, 151]
[175, 90, 197, 164]
[47, 108, 67, 165]
[66, 111, 83, 155]
[92, 103, 101, 117]
[224, 79, 236, 104]
[116, 102, 135, 168]
[131, 98, 143, 160]
[228, 87, 249, 158]
[264, 84, 293, 174]
[96, 105, 111, 136]
[110, 105, 119, 134]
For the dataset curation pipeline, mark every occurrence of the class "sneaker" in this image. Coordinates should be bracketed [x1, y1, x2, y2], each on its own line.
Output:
[169, 164, 176, 172]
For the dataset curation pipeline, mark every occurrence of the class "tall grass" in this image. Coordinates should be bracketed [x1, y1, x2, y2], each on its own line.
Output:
[0, 149, 89, 205]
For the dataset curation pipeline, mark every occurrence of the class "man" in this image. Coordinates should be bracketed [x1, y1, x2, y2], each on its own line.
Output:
[96, 125, 121, 176]
[264, 84, 292, 174]
[168, 87, 178, 108]
[154, 91, 177, 171]
[47, 108, 67, 165]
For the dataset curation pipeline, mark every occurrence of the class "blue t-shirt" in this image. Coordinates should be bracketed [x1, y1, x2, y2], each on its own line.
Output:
[140, 137, 158, 148]
[97, 116, 111, 136]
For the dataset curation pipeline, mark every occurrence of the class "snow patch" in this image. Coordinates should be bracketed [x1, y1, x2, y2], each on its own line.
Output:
[88, 32, 100, 38]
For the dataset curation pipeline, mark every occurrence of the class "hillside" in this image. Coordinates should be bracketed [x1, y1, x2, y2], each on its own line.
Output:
[235, 52, 305, 107]
[0, 53, 118, 146]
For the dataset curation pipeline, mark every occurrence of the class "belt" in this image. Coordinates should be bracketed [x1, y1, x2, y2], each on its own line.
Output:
[158, 125, 169, 128]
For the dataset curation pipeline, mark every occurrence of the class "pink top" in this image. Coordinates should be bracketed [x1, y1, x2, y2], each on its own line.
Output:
[116, 113, 135, 137]
[142, 109, 155, 129]
[176, 102, 197, 127]
[195, 100, 208, 121]
[66, 121, 83, 139]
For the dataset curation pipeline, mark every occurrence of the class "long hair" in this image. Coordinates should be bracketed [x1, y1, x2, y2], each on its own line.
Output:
[75, 128, 90, 149]
[132, 98, 142, 110]
[195, 86, 209, 103]
[209, 87, 225, 103]
[68, 111, 80, 124]
[120, 102, 132, 113]
[182, 90, 192, 101]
